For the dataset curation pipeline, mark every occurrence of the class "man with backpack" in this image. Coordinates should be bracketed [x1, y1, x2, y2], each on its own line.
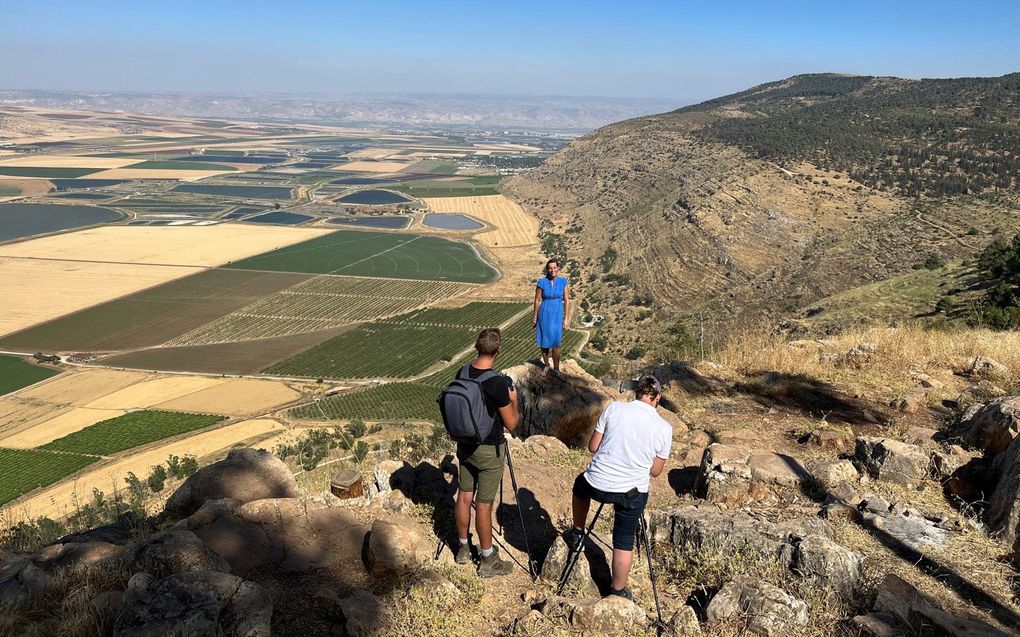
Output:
[567, 375, 672, 599]
[440, 327, 520, 577]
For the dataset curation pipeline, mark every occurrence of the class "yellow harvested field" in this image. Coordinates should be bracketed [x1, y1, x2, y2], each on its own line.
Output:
[336, 161, 412, 173]
[0, 258, 203, 337]
[0, 408, 126, 448]
[423, 195, 539, 247]
[0, 400, 71, 437]
[0, 225, 331, 267]
[4, 418, 286, 520]
[345, 148, 397, 159]
[84, 168, 232, 181]
[0, 155, 139, 169]
[0, 178, 51, 202]
[83, 376, 223, 410]
[15, 368, 150, 406]
[253, 428, 303, 453]
[154, 378, 301, 416]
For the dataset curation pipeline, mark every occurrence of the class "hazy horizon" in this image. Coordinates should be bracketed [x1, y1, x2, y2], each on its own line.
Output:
[2, 0, 1018, 102]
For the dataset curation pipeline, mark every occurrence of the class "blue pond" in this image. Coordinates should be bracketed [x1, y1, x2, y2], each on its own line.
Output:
[0, 203, 122, 242]
[336, 189, 411, 205]
[423, 214, 484, 230]
[327, 216, 410, 229]
[244, 211, 313, 225]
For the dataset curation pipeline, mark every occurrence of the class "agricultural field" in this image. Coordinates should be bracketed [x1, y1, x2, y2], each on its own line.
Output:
[0, 203, 122, 242]
[0, 167, 103, 179]
[391, 176, 500, 198]
[169, 276, 474, 345]
[422, 194, 538, 247]
[389, 301, 527, 327]
[266, 323, 477, 379]
[0, 354, 59, 397]
[338, 161, 412, 173]
[0, 448, 98, 507]
[0, 224, 331, 267]
[0, 269, 310, 351]
[42, 410, 226, 456]
[226, 230, 497, 282]
[124, 160, 237, 171]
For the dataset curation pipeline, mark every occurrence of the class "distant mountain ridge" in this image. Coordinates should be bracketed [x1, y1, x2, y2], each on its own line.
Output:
[504, 72, 1020, 358]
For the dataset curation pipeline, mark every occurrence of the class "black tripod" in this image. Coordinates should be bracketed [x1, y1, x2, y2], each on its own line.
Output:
[556, 500, 605, 595]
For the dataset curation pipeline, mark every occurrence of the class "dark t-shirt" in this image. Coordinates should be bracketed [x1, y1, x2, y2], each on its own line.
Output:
[468, 364, 511, 445]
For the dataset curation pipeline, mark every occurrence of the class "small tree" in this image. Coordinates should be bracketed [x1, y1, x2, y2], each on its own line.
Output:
[146, 465, 168, 493]
[353, 441, 370, 464]
[347, 419, 367, 439]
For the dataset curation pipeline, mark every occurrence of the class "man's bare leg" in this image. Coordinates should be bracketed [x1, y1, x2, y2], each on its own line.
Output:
[611, 548, 634, 590]
[572, 493, 590, 530]
[455, 489, 474, 541]
[474, 501, 495, 550]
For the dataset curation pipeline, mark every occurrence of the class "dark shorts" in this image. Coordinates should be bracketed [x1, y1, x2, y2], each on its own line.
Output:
[457, 442, 505, 504]
[572, 473, 648, 551]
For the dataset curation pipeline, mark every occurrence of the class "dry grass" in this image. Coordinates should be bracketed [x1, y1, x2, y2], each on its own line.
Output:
[713, 324, 1020, 393]
[153, 378, 302, 416]
[335, 160, 413, 173]
[423, 195, 540, 248]
[0, 155, 137, 169]
[83, 168, 231, 181]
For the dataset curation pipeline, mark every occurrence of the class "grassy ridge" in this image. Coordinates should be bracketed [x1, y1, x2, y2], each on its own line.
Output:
[0, 448, 98, 506]
[43, 411, 225, 456]
[0, 355, 59, 397]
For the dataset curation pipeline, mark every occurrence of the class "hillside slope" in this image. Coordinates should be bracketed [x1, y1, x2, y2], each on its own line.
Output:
[504, 73, 1020, 358]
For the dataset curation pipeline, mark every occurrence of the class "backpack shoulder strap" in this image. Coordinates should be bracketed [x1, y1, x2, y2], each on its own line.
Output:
[474, 369, 499, 383]
[456, 364, 473, 381]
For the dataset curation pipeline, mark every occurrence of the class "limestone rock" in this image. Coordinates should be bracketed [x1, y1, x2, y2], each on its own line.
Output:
[852, 612, 906, 637]
[129, 526, 231, 576]
[524, 434, 569, 455]
[808, 459, 859, 488]
[854, 437, 930, 487]
[365, 518, 422, 576]
[163, 448, 299, 520]
[504, 360, 616, 447]
[890, 391, 927, 414]
[697, 444, 808, 504]
[689, 429, 713, 448]
[372, 459, 404, 493]
[714, 428, 761, 445]
[806, 428, 853, 452]
[672, 605, 703, 636]
[113, 570, 272, 637]
[707, 577, 809, 636]
[337, 588, 386, 637]
[0, 554, 52, 608]
[32, 541, 124, 573]
[540, 536, 599, 598]
[931, 445, 977, 479]
[570, 595, 646, 633]
[789, 534, 862, 598]
[985, 434, 1020, 553]
[967, 356, 1010, 379]
[901, 426, 938, 449]
[656, 406, 690, 434]
[954, 396, 1020, 455]
[874, 573, 1007, 636]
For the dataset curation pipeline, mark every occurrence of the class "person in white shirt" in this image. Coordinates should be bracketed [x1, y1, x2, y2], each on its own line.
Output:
[568, 375, 673, 600]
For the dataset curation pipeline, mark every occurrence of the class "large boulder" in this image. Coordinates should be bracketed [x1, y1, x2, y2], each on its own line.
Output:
[504, 360, 616, 447]
[696, 444, 809, 504]
[32, 541, 124, 573]
[163, 448, 299, 520]
[954, 396, 1020, 456]
[985, 434, 1020, 553]
[569, 595, 646, 633]
[707, 577, 809, 636]
[186, 498, 368, 575]
[873, 573, 1007, 636]
[651, 505, 862, 598]
[0, 553, 52, 608]
[854, 437, 930, 487]
[113, 570, 272, 637]
[365, 518, 424, 576]
[540, 536, 599, 598]
[128, 526, 231, 576]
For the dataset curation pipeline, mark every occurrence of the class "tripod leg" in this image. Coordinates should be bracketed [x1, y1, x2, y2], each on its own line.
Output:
[504, 444, 537, 579]
[556, 501, 604, 595]
[641, 517, 665, 626]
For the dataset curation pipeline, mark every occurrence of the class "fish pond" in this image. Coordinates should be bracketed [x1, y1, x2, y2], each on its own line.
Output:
[327, 216, 410, 229]
[244, 211, 313, 225]
[0, 203, 122, 242]
[423, 214, 484, 230]
[171, 184, 295, 200]
[336, 189, 412, 205]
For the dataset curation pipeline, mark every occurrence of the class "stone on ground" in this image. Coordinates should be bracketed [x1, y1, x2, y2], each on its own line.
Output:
[569, 595, 646, 633]
[854, 437, 930, 487]
[873, 573, 1007, 636]
[540, 536, 599, 598]
[985, 434, 1020, 553]
[954, 396, 1020, 455]
[706, 576, 809, 637]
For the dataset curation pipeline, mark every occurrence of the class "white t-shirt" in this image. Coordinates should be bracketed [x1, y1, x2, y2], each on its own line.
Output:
[583, 400, 673, 493]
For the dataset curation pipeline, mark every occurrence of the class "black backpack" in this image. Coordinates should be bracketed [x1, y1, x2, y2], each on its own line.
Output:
[438, 365, 499, 444]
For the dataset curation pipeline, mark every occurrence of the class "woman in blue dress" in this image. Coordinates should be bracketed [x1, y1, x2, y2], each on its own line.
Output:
[533, 258, 570, 373]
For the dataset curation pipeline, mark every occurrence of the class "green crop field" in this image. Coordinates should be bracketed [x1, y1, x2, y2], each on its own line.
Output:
[266, 323, 476, 379]
[0, 167, 103, 178]
[287, 304, 584, 423]
[124, 160, 237, 171]
[0, 448, 98, 506]
[42, 411, 226, 456]
[0, 354, 59, 397]
[389, 301, 526, 327]
[390, 176, 499, 198]
[226, 230, 497, 283]
[0, 269, 310, 351]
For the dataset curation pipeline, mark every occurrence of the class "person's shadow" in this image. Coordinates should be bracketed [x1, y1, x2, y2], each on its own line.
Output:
[496, 486, 556, 576]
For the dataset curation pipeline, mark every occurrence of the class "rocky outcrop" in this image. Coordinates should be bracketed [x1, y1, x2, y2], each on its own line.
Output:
[569, 595, 646, 633]
[985, 434, 1020, 552]
[113, 570, 272, 637]
[505, 360, 617, 447]
[651, 505, 862, 597]
[953, 396, 1020, 455]
[696, 444, 810, 504]
[163, 448, 299, 520]
[864, 573, 1009, 636]
[854, 437, 930, 487]
[0, 553, 52, 608]
[540, 536, 599, 598]
[365, 517, 427, 576]
[129, 526, 231, 576]
[707, 577, 809, 636]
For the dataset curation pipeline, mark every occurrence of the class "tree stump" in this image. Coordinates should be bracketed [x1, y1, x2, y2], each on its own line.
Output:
[330, 469, 364, 499]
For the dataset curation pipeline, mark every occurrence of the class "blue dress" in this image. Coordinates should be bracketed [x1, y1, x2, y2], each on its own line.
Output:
[536, 276, 568, 348]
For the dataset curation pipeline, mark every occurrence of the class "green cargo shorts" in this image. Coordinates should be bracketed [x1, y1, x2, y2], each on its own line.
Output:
[457, 442, 505, 504]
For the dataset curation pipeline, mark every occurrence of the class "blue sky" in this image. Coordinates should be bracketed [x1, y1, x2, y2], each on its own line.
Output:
[1, 1, 1017, 102]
